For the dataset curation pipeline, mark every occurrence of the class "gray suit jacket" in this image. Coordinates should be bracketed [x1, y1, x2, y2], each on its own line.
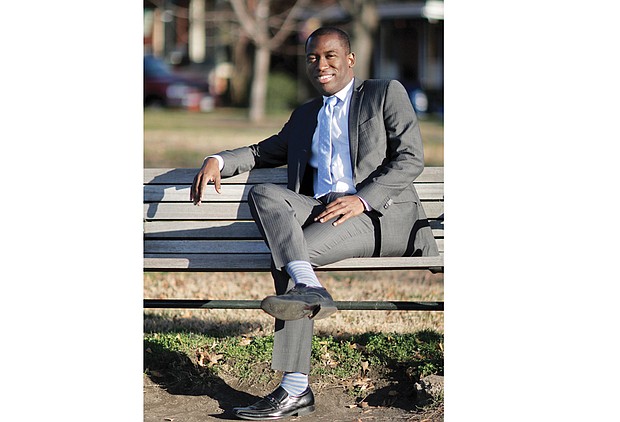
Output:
[219, 78, 438, 257]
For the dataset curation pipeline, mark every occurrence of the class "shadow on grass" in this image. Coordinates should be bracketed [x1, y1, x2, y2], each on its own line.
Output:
[144, 314, 275, 419]
[144, 336, 263, 420]
[144, 312, 271, 337]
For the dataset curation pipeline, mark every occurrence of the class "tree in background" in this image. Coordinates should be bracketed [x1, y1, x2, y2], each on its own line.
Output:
[230, 0, 310, 122]
[341, 0, 379, 81]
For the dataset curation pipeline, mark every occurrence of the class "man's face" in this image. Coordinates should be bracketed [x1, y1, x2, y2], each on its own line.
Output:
[305, 34, 355, 96]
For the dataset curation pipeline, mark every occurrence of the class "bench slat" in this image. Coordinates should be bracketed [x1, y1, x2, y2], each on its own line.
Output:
[144, 167, 443, 185]
[144, 201, 444, 220]
[145, 240, 270, 254]
[145, 238, 444, 254]
[144, 220, 263, 238]
[143, 220, 444, 239]
[145, 168, 287, 185]
[144, 254, 444, 271]
[144, 183, 444, 202]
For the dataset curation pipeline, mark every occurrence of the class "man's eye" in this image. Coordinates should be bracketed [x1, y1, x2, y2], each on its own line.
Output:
[307, 56, 316, 63]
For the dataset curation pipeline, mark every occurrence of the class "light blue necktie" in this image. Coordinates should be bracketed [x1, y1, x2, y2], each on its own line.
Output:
[317, 96, 338, 198]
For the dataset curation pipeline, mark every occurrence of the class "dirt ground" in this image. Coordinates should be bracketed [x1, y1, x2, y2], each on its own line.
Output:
[144, 371, 443, 422]
[144, 270, 444, 421]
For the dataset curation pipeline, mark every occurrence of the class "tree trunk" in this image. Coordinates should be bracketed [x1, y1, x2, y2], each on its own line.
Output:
[230, 34, 251, 106]
[249, 45, 271, 122]
[343, 0, 378, 81]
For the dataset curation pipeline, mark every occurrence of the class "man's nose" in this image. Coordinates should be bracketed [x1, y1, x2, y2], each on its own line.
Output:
[318, 56, 329, 69]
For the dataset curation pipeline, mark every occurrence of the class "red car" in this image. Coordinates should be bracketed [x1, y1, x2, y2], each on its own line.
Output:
[144, 55, 210, 109]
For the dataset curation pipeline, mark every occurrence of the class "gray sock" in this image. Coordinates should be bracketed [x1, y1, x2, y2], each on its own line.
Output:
[285, 260, 323, 288]
[280, 372, 309, 396]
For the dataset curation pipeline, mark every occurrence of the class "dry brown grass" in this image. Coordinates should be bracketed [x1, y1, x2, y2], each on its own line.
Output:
[144, 109, 444, 168]
[144, 270, 444, 336]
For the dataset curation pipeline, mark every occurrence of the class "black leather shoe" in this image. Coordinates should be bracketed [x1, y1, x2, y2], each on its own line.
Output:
[260, 284, 337, 321]
[232, 386, 315, 420]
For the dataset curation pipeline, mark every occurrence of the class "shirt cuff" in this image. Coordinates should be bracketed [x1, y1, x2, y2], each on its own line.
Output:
[358, 196, 372, 212]
[206, 155, 224, 171]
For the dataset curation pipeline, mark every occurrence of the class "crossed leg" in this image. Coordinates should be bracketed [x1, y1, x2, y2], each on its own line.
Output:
[248, 183, 378, 373]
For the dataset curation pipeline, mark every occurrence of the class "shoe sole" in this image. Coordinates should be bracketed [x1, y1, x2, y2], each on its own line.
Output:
[260, 297, 337, 321]
[234, 404, 316, 420]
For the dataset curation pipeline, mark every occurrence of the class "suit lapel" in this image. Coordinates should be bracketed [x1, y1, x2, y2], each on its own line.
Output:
[348, 78, 364, 179]
[291, 98, 322, 193]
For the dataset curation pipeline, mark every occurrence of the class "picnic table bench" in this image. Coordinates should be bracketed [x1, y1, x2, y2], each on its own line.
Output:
[144, 167, 444, 312]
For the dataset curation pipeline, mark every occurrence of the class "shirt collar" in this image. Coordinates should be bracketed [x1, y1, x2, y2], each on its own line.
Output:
[323, 78, 355, 104]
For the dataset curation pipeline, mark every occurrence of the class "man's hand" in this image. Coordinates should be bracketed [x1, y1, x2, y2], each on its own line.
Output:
[190, 157, 222, 205]
[314, 195, 365, 226]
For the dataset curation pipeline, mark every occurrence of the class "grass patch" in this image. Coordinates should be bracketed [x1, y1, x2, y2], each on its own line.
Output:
[144, 329, 443, 396]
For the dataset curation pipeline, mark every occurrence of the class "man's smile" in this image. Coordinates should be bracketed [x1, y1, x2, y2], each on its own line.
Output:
[317, 74, 335, 83]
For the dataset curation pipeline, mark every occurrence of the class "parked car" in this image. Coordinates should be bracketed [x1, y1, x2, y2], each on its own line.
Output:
[144, 55, 209, 109]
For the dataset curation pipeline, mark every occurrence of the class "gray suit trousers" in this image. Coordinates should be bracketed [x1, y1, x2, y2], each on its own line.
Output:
[248, 183, 379, 374]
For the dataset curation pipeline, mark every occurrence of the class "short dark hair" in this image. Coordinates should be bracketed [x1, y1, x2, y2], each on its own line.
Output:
[305, 27, 351, 54]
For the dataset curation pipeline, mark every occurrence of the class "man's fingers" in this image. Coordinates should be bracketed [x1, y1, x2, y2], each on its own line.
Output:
[191, 172, 223, 205]
[315, 199, 346, 223]
[214, 175, 222, 194]
[314, 196, 364, 225]
[191, 174, 206, 205]
[332, 210, 352, 226]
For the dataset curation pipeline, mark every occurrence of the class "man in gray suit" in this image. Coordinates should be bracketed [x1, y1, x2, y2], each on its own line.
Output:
[191, 27, 438, 420]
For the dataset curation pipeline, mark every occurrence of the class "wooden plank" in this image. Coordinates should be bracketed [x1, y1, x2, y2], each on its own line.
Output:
[145, 240, 270, 254]
[144, 168, 288, 185]
[144, 254, 443, 271]
[144, 202, 253, 220]
[144, 221, 263, 238]
[145, 238, 443, 254]
[144, 201, 444, 220]
[144, 183, 444, 202]
[144, 220, 443, 239]
[144, 167, 443, 185]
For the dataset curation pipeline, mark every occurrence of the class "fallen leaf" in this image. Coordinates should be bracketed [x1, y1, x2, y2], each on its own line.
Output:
[239, 337, 252, 346]
[207, 353, 224, 367]
[360, 361, 369, 373]
[359, 401, 369, 408]
[353, 377, 372, 386]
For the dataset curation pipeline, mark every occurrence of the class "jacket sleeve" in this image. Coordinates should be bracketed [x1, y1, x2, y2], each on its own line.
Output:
[216, 124, 292, 178]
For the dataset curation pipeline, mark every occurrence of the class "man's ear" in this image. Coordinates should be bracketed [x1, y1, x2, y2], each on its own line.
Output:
[348, 52, 356, 68]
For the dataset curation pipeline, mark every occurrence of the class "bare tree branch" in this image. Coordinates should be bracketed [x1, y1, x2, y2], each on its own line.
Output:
[267, 0, 310, 50]
[229, 0, 259, 42]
